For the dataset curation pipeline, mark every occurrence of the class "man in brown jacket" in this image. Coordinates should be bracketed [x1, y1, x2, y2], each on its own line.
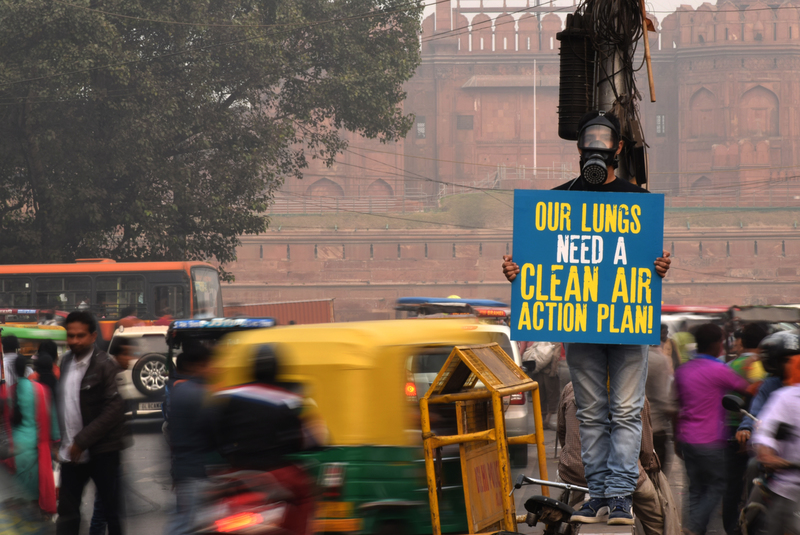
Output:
[57, 311, 128, 535]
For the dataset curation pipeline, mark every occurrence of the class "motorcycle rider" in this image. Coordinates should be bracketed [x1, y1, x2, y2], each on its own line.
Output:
[164, 340, 216, 535]
[737, 331, 800, 442]
[212, 344, 325, 535]
[751, 343, 800, 535]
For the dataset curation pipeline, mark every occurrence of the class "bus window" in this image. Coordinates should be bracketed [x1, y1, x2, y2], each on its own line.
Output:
[0, 278, 32, 307]
[191, 267, 222, 318]
[96, 275, 145, 319]
[153, 286, 187, 320]
[35, 277, 91, 310]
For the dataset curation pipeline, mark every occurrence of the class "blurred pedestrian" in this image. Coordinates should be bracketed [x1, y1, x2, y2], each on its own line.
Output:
[3, 335, 23, 387]
[723, 322, 767, 535]
[10, 354, 59, 516]
[660, 325, 680, 372]
[673, 323, 750, 535]
[56, 311, 127, 535]
[89, 340, 136, 535]
[165, 340, 216, 535]
[645, 342, 676, 473]
[674, 331, 696, 366]
[522, 341, 561, 429]
[113, 307, 144, 333]
[154, 307, 174, 326]
[31, 344, 59, 415]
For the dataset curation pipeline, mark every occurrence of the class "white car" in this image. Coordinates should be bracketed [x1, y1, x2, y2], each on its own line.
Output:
[410, 322, 533, 467]
[108, 325, 173, 417]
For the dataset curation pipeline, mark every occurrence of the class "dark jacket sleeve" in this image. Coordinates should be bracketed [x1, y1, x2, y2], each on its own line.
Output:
[74, 357, 125, 451]
[738, 376, 783, 433]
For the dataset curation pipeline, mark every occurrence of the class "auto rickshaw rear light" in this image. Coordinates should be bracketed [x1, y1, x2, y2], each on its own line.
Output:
[215, 512, 263, 532]
[405, 381, 417, 401]
[509, 393, 525, 405]
[320, 463, 346, 497]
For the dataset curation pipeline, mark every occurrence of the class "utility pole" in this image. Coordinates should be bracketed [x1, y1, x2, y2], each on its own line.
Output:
[597, 48, 630, 180]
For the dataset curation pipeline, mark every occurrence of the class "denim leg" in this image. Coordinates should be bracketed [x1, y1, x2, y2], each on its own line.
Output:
[606, 344, 647, 497]
[165, 478, 205, 535]
[566, 343, 611, 498]
[682, 442, 727, 535]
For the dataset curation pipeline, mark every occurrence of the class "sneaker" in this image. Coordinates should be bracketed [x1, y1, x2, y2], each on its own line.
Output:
[607, 495, 634, 525]
[570, 497, 609, 523]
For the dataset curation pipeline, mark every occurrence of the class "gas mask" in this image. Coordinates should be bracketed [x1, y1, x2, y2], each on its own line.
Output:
[578, 118, 620, 186]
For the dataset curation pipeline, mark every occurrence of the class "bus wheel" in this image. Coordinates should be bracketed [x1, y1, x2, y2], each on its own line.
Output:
[133, 353, 168, 397]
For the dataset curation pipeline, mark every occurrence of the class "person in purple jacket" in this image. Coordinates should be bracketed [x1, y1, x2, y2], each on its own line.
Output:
[673, 323, 750, 535]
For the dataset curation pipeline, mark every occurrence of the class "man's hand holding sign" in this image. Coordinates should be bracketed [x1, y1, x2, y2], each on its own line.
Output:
[501, 111, 671, 527]
[505, 192, 667, 344]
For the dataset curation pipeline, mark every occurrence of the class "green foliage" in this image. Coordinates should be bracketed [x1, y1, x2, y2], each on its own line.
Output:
[0, 0, 422, 270]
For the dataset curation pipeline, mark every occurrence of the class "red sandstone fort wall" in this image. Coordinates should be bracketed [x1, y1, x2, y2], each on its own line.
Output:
[222, 227, 800, 321]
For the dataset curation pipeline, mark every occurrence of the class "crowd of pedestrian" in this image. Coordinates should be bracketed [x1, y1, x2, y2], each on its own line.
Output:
[519, 318, 800, 535]
[0, 311, 132, 534]
[1, 305, 322, 535]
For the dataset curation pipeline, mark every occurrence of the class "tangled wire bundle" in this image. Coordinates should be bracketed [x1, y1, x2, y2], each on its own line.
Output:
[577, 0, 647, 143]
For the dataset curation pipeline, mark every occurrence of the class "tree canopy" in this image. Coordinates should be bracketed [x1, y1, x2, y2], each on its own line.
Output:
[0, 0, 421, 275]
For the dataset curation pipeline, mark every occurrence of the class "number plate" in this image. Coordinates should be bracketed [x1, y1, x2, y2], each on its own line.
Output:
[138, 402, 162, 411]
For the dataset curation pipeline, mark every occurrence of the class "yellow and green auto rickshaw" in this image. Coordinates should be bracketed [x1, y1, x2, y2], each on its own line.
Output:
[0, 323, 67, 359]
[211, 317, 527, 535]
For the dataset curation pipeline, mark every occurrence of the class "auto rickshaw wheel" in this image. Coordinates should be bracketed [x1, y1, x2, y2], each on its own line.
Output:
[373, 520, 409, 535]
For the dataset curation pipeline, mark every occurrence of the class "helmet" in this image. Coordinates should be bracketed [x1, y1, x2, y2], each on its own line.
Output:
[759, 331, 800, 375]
[253, 343, 280, 384]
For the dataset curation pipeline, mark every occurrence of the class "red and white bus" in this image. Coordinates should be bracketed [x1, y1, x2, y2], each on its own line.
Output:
[0, 259, 223, 339]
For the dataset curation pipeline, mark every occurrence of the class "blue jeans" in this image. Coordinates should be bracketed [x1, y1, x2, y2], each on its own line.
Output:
[681, 442, 727, 535]
[165, 477, 206, 535]
[565, 343, 648, 498]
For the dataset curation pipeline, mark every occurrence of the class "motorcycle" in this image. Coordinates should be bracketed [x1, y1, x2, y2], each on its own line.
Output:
[191, 466, 314, 535]
[512, 474, 590, 535]
[722, 394, 800, 535]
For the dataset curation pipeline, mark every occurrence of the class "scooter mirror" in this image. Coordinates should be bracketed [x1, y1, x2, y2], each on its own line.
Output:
[722, 394, 745, 412]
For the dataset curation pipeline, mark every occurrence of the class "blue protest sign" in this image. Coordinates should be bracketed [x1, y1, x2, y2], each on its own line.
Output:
[511, 190, 664, 345]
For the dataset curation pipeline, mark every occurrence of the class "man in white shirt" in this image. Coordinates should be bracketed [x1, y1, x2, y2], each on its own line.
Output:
[2, 335, 21, 387]
[56, 311, 127, 535]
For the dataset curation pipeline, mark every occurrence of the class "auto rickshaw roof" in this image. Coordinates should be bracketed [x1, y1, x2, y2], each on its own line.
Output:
[223, 317, 493, 354]
[396, 297, 509, 307]
[729, 306, 800, 323]
[0, 324, 66, 340]
[211, 318, 510, 446]
[167, 317, 276, 342]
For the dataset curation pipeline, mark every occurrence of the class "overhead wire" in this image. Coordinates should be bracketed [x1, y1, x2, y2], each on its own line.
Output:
[273, 190, 512, 230]
[343, 146, 514, 207]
